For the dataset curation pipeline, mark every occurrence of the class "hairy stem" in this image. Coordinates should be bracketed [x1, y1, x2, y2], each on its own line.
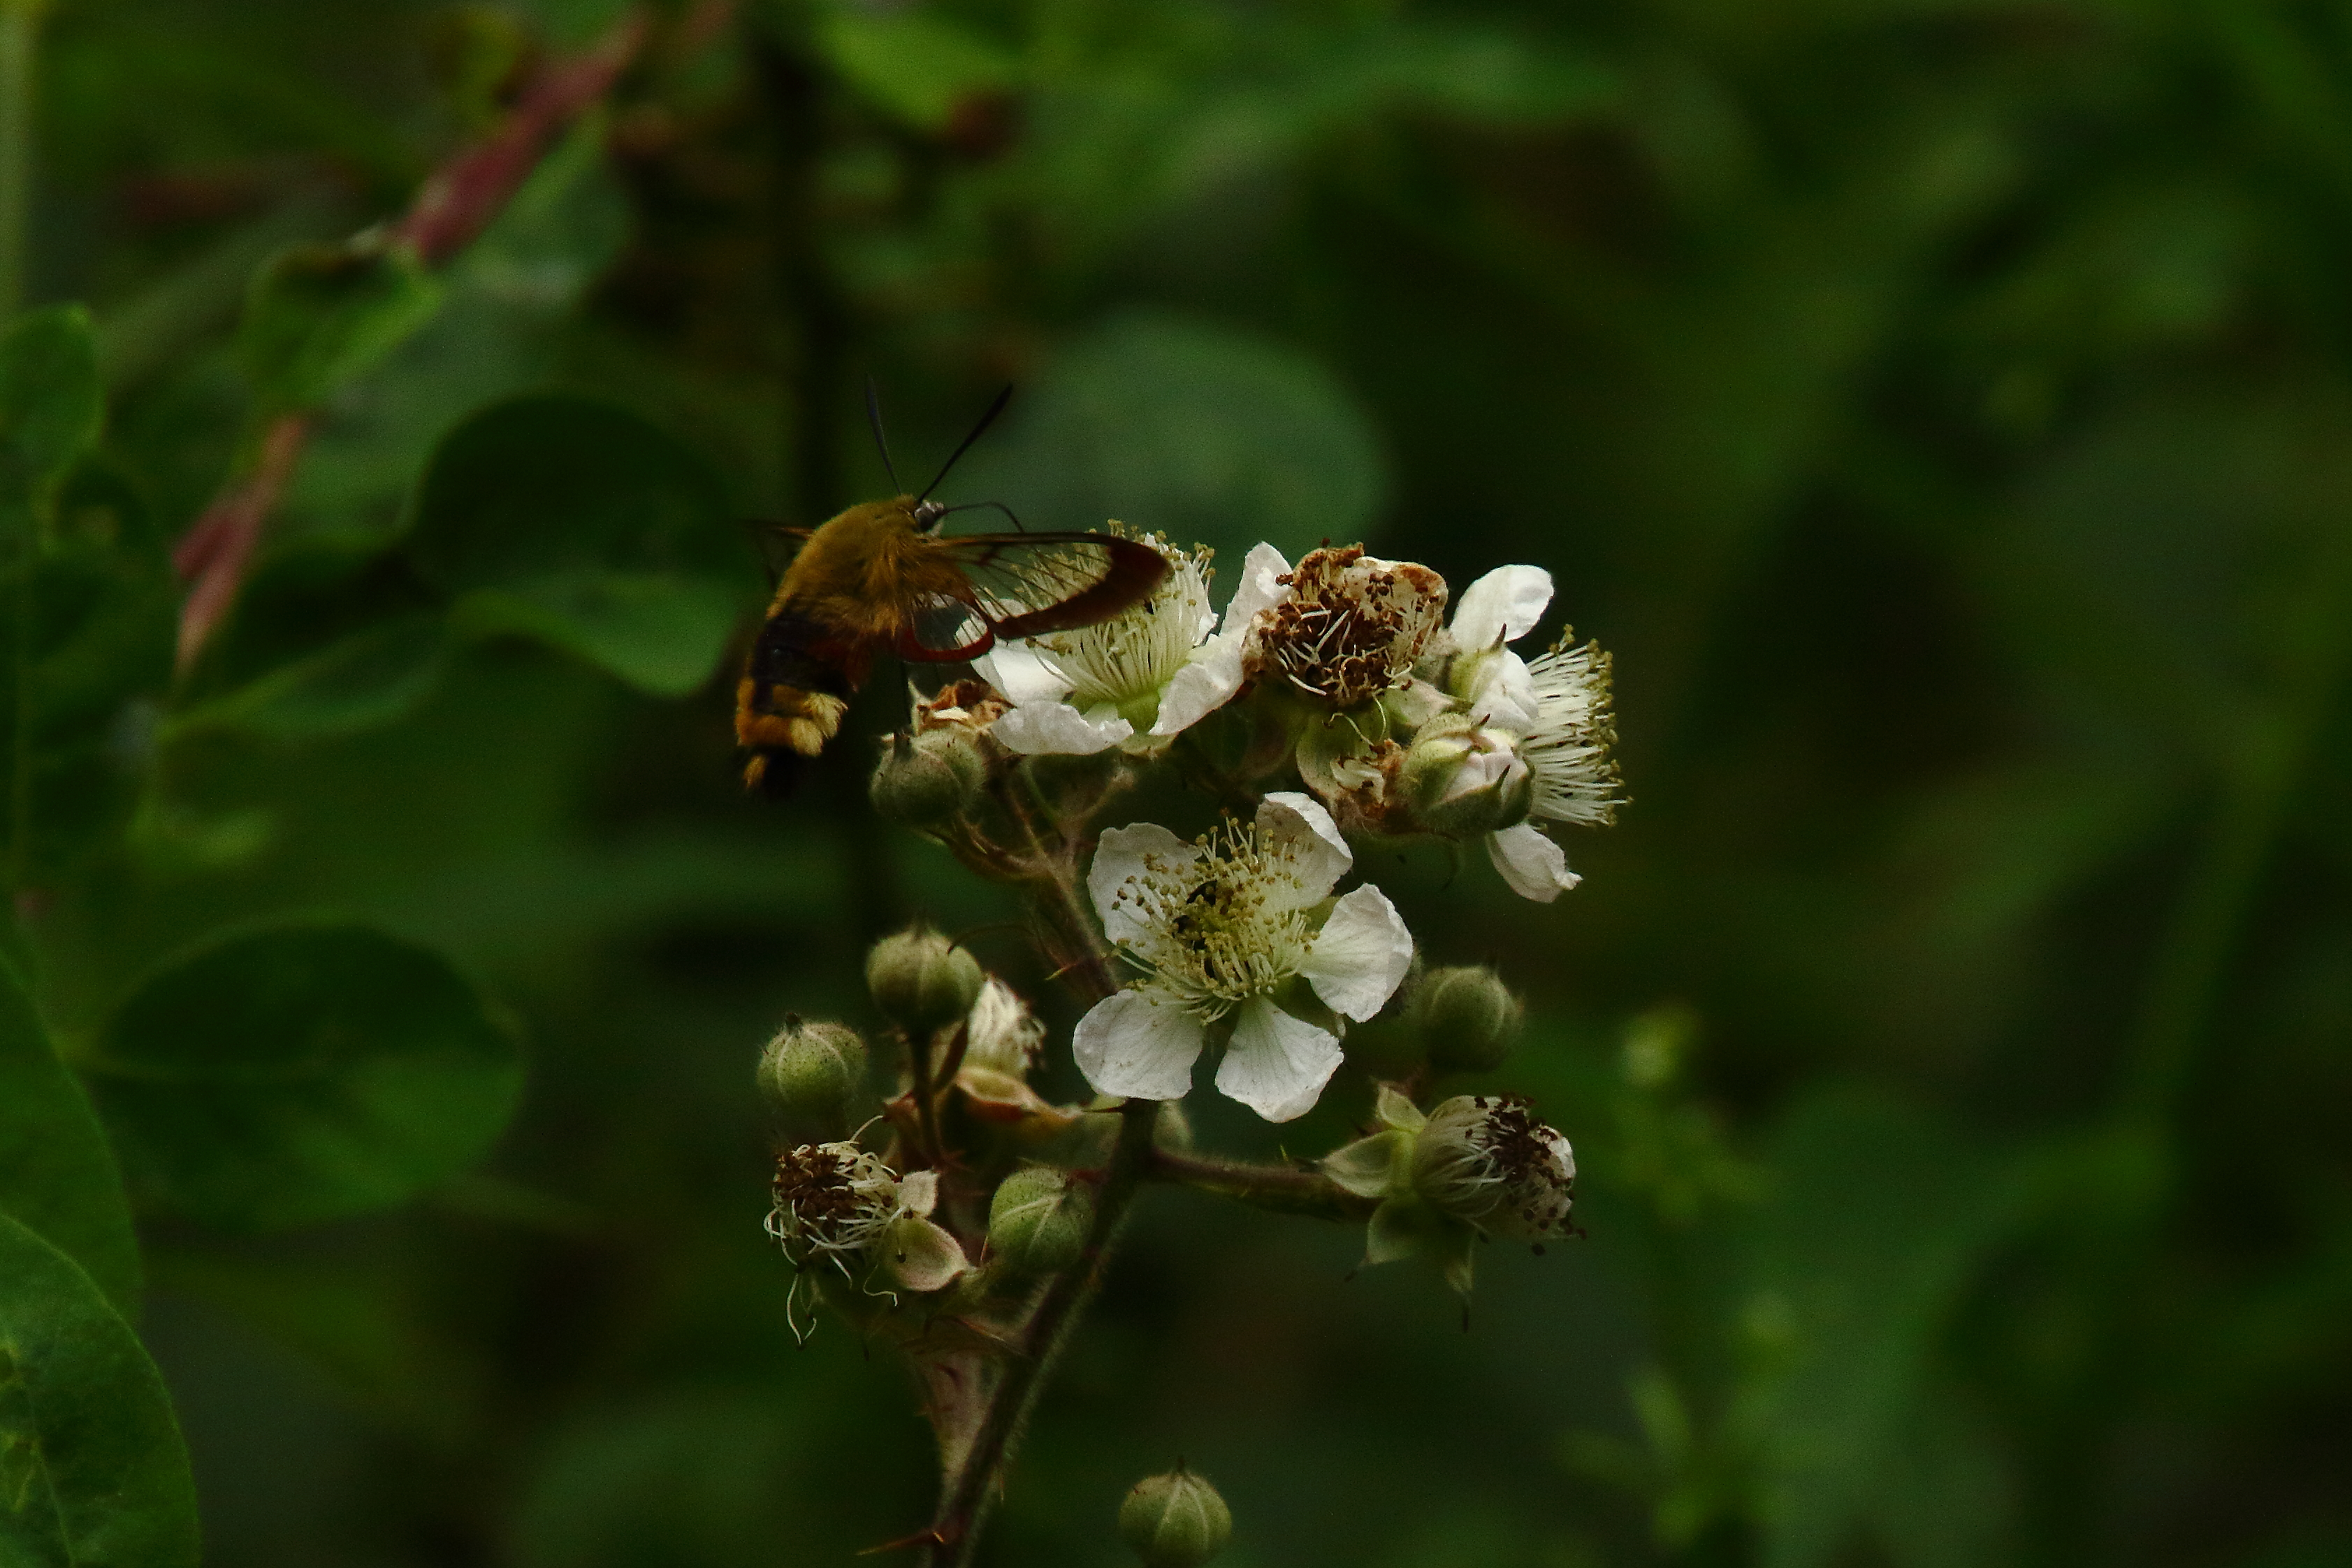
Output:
[923, 1096, 1156, 1566]
[1147, 1146, 1377, 1222]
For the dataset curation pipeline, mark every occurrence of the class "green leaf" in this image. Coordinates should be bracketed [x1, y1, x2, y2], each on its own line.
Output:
[954, 311, 1388, 566]
[0, 1214, 198, 1568]
[85, 922, 524, 1231]
[169, 609, 449, 740]
[818, 10, 1018, 131]
[0, 959, 140, 1313]
[239, 240, 445, 414]
[0, 307, 103, 521]
[14, 463, 177, 883]
[406, 395, 757, 695]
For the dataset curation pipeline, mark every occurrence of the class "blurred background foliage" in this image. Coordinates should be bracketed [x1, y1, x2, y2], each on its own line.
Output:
[3, 0, 2350, 1564]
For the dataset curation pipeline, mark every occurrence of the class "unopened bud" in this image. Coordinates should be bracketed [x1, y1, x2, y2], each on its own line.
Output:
[1409, 1093, 1576, 1242]
[1119, 1465, 1231, 1568]
[986, 1165, 1093, 1276]
[1398, 715, 1531, 836]
[870, 729, 987, 826]
[1411, 965, 1523, 1073]
[757, 1018, 869, 1139]
[866, 927, 985, 1035]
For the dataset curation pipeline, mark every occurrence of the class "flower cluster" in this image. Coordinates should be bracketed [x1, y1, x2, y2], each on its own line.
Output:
[954, 535, 1616, 1122]
[973, 537, 1618, 913]
[755, 527, 1619, 1551]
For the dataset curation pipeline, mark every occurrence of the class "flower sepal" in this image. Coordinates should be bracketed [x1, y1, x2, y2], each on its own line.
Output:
[1398, 714, 1533, 837]
[1322, 1128, 1412, 1198]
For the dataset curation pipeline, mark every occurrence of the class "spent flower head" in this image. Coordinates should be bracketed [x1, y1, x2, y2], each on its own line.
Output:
[1322, 1087, 1576, 1297]
[1074, 792, 1414, 1121]
[767, 1142, 971, 1339]
[1245, 545, 1449, 709]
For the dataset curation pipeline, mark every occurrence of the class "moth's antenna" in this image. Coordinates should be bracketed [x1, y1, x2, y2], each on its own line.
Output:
[919, 384, 1014, 503]
[866, 377, 902, 493]
[937, 500, 1027, 533]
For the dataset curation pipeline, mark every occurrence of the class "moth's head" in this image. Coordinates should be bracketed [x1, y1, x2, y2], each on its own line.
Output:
[912, 498, 950, 533]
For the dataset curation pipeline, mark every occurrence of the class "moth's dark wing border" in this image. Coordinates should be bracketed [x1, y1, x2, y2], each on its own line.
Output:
[931, 532, 1170, 641]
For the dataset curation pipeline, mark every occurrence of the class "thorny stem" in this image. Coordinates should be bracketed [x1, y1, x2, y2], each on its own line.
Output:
[923, 1096, 1156, 1567]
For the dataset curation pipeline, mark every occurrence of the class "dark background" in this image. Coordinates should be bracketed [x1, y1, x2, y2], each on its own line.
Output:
[18, 0, 2352, 1563]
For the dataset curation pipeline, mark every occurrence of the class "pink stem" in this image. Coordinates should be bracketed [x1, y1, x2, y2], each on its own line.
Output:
[173, 11, 650, 671]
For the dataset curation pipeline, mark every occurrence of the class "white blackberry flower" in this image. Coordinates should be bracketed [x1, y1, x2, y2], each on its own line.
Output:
[1073, 792, 1414, 1121]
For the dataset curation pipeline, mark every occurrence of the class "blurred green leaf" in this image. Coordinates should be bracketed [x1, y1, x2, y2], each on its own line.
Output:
[511, 0, 635, 52]
[407, 395, 756, 695]
[0, 959, 140, 1313]
[511, 1393, 801, 1568]
[170, 609, 449, 740]
[85, 922, 523, 1231]
[0, 307, 104, 520]
[818, 9, 1019, 131]
[1748, 1089, 2024, 1568]
[150, 1249, 475, 1448]
[0, 1214, 198, 1568]
[957, 312, 1388, 565]
[15, 463, 176, 883]
[238, 240, 444, 415]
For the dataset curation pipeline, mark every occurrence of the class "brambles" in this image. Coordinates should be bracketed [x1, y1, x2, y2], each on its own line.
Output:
[752, 534, 1619, 1562]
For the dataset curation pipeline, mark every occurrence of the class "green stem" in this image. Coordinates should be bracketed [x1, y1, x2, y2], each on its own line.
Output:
[1148, 1145, 1377, 1222]
[0, 0, 40, 319]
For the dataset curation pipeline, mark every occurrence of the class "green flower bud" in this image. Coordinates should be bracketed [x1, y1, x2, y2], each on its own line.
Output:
[756, 1017, 869, 1140]
[1119, 1465, 1232, 1568]
[1399, 715, 1532, 836]
[866, 927, 985, 1035]
[986, 1165, 1093, 1276]
[869, 729, 987, 827]
[1409, 1093, 1576, 1243]
[1411, 965, 1525, 1073]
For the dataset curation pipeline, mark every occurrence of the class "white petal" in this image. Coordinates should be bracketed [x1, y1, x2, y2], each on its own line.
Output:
[1149, 637, 1245, 734]
[1072, 989, 1205, 1101]
[993, 699, 1133, 755]
[1214, 996, 1344, 1122]
[1468, 650, 1539, 732]
[880, 1214, 970, 1293]
[897, 1169, 940, 1217]
[973, 643, 1072, 705]
[1452, 565, 1553, 649]
[1486, 823, 1581, 902]
[1257, 790, 1352, 900]
[1219, 542, 1294, 631]
[1087, 823, 1200, 943]
[1300, 884, 1415, 1021]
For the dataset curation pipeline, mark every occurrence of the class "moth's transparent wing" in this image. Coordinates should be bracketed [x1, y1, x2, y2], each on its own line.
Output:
[932, 532, 1170, 640]
[899, 591, 994, 661]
